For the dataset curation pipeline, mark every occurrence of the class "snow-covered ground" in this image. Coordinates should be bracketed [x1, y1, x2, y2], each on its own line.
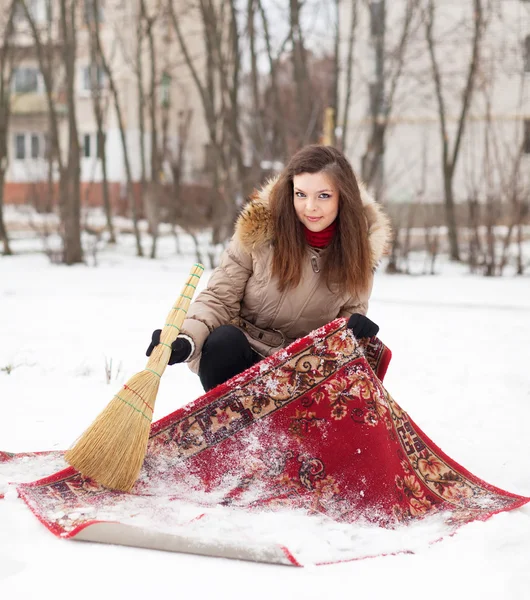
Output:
[1, 239, 529, 600]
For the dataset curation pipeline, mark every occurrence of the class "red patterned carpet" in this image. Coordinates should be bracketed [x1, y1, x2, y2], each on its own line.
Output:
[1, 319, 528, 565]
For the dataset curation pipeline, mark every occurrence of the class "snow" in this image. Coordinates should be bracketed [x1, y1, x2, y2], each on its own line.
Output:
[1, 240, 530, 599]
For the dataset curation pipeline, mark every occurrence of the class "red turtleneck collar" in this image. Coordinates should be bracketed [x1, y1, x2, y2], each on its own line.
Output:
[303, 221, 337, 249]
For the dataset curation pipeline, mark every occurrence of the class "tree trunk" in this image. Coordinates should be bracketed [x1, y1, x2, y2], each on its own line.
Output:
[92, 0, 142, 256]
[88, 13, 116, 244]
[339, 0, 358, 152]
[425, 0, 485, 263]
[46, 134, 54, 214]
[114, 82, 143, 257]
[443, 167, 460, 263]
[360, 0, 418, 201]
[23, 0, 83, 264]
[136, 5, 147, 244]
[0, 79, 11, 257]
[169, 109, 192, 253]
[257, 0, 287, 160]
[467, 198, 481, 274]
[60, 0, 83, 265]
[289, 0, 312, 145]
[0, 3, 15, 256]
[0, 168, 12, 255]
[516, 221, 524, 275]
[247, 0, 263, 178]
[145, 3, 160, 260]
[85, 5, 113, 245]
[98, 129, 115, 243]
[169, 0, 244, 249]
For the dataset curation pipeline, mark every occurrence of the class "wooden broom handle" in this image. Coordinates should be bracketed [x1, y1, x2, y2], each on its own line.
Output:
[145, 263, 204, 378]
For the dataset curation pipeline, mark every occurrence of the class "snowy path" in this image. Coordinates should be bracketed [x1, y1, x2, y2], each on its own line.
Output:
[1, 250, 529, 599]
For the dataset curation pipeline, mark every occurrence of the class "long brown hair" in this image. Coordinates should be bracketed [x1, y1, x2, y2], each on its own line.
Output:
[270, 144, 372, 297]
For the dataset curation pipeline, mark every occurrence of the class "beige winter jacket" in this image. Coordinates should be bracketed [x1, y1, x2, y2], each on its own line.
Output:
[180, 179, 391, 373]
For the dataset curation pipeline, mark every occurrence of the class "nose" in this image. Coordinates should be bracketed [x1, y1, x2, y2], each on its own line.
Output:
[306, 197, 318, 212]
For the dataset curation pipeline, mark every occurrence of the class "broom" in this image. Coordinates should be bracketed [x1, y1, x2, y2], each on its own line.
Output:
[65, 263, 205, 492]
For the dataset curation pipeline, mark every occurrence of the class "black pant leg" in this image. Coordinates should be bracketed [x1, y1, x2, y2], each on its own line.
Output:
[198, 325, 261, 392]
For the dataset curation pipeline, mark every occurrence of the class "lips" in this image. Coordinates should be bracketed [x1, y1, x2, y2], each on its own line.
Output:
[306, 216, 322, 222]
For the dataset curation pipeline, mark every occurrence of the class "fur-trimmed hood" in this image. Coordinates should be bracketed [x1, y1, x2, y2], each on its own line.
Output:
[181, 175, 389, 370]
[235, 176, 391, 269]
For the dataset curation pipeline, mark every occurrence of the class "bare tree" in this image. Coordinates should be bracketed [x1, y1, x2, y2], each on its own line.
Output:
[460, 4, 529, 277]
[90, 0, 143, 257]
[338, 0, 359, 152]
[246, 0, 263, 179]
[168, 0, 245, 246]
[135, 0, 148, 256]
[0, 0, 17, 256]
[256, 0, 288, 161]
[478, 104, 528, 276]
[493, 102, 529, 277]
[60, 0, 82, 264]
[87, 3, 116, 244]
[258, 50, 336, 163]
[423, 220, 440, 276]
[289, 0, 313, 147]
[22, 0, 83, 264]
[361, 0, 420, 202]
[142, 0, 162, 259]
[162, 102, 193, 252]
[424, 0, 486, 262]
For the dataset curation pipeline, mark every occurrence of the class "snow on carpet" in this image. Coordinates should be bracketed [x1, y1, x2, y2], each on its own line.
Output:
[1, 245, 529, 599]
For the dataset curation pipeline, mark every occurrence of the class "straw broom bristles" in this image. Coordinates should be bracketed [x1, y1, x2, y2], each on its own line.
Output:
[65, 263, 205, 492]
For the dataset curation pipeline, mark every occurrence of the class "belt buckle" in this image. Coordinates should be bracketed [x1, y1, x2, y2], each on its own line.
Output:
[271, 328, 285, 348]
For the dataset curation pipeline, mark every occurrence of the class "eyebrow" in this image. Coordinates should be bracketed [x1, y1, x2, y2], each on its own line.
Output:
[294, 188, 333, 194]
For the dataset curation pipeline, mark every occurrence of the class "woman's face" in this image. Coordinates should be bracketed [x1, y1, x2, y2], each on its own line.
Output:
[293, 171, 339, 232]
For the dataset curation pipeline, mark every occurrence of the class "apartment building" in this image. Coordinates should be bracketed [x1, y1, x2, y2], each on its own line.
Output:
[338, 0, 530, 204]
[2, 0, 210, 207]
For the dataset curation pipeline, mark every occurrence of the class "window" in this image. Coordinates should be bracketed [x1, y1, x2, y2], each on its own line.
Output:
[14, 134, 25, 160]
[525, 35, 530, 73]
[524, 120, 530, 155]
[82, 133, 104, 159]
[83, 134, 92, 158]
[81, 65, 105, 91]
[31, 134, 40, 159]
[83, 0, 104, 25]
[13, 68, 40, 94]
[13, 133, 45, 160]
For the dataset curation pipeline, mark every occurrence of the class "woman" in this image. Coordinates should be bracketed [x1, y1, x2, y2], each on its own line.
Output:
[147, 145, 391, 391]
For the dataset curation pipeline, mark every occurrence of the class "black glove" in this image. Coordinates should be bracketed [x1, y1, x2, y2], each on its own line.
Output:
[347, 314, 379, 339]
[146, 329, 193, 365]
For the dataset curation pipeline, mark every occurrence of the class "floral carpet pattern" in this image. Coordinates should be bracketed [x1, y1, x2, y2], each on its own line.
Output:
[1, 319, 528, 564]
